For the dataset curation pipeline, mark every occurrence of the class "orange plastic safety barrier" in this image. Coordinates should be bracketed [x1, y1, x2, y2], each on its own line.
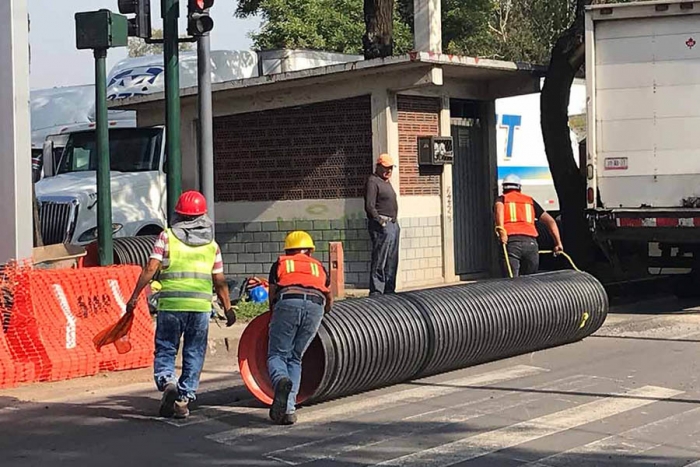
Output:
[6, 265, 154, 383]
[1, 263, 33, 388]
[0, 328, 18, 388]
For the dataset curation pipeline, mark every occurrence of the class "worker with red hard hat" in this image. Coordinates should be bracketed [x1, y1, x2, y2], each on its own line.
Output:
[125, 190, 235, 419]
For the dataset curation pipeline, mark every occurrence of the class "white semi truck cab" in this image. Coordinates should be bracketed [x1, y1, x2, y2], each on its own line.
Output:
[586, 0, 700, 277]
[35, 127, 167, 245]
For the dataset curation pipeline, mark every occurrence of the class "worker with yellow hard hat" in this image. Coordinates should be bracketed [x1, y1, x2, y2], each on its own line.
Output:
[266, 231, 332, 425]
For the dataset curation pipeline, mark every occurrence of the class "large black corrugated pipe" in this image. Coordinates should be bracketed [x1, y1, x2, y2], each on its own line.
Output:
[238, 270, 607, 407]
[112, 236, 158, 267]
[405, 270, 607, 379]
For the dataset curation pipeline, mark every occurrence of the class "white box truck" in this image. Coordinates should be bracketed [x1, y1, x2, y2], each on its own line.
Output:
[586, 0, 700, 278]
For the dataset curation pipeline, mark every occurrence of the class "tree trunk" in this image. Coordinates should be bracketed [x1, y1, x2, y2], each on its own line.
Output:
[540, 0, 595, 270]
[363, 0, 394, 59]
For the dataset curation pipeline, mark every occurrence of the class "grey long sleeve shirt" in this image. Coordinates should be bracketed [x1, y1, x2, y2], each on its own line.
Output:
[364, 174, 398, 222]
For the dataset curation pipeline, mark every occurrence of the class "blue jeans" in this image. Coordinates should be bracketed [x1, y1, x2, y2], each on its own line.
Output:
[154, 311, 210, 401]
[267, 297, 324, 414]
[369, 219, 400, 294]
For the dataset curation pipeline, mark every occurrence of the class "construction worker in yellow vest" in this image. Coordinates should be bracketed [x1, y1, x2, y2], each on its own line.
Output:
[125, 191, 235, 419]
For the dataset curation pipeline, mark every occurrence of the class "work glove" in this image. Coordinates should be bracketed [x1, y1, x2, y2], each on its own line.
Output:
[224, 307, 237, 327]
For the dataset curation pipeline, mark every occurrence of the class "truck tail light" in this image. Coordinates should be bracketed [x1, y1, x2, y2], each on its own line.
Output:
[587, 187, 595, 204]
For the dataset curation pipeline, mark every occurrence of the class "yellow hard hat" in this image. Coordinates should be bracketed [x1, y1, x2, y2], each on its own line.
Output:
[284, 231, 315, 251]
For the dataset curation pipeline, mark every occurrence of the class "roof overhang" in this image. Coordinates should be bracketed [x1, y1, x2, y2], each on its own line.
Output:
[109, 51, 545, 112]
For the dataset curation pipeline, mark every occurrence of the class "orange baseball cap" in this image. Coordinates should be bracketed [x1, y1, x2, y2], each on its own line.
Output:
[377, 153, 395, 168]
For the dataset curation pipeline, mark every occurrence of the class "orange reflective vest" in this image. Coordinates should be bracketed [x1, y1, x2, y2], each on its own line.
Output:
[276, 254, 329, 294]
[502, 191, 538, 237]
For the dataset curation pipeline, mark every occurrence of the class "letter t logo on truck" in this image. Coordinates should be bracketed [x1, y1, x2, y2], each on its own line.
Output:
[499, 114, 522, 160]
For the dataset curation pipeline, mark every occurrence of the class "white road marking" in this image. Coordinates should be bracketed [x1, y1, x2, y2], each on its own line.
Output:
[207, 364, 548, 445]
[522, 406, 700, 467]
[374, 385, 683, 467]
[161, 404, 260, 427]
[265, 375, 600, 466]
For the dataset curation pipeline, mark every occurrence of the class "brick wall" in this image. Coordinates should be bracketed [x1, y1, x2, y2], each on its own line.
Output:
[397, 95, 442, 196]
[213, 96, 373, 202]
[399, 216, 444, 285]
[215, 219, 372, 289]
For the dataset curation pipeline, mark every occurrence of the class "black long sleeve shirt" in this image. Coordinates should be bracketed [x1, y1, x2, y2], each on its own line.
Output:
[364, 174, 398, 221]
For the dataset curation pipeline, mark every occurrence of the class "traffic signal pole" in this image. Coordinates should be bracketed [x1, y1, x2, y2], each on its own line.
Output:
[163, 0, 182, 223]
[197, 33, 215, 225]
[94, 48, 114, 265]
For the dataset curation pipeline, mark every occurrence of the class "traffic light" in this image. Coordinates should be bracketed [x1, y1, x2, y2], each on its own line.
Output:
[117, 0, 151, 39]
[188, 0, 214, 36]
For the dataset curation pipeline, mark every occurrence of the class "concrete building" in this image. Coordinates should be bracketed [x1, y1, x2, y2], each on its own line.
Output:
[112, 51, 541, 290]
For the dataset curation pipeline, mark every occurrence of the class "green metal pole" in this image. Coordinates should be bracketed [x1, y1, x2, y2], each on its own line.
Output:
[94, 48, 113, 266]
[163, 0, 181, 224]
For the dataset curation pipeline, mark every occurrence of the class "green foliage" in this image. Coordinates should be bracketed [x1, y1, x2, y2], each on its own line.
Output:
[235, 0, 644, 64]
[235, 300, 269, 322]
[235, 0, 412, 54]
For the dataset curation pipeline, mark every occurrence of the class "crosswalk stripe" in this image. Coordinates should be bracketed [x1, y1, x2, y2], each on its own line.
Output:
[521, 406, 700, 467]
[374, 385, 683, 467]
[161, 404, 260, 427]
[206, 364, 548, 445]
[265, 375, 600, 466]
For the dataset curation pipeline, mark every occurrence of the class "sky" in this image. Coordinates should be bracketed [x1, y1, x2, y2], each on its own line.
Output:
[28, 0, 261, 90]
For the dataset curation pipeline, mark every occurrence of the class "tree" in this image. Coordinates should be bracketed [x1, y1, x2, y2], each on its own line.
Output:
[234, 0, 411, 55]
[363, 0, 394, 58]
[539, 0, 637, 272]
[539, 0, 591, 270]
[128, 29, 194, 58]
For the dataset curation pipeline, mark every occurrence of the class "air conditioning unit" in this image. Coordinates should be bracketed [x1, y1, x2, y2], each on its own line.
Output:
[417, 136, 454, 166]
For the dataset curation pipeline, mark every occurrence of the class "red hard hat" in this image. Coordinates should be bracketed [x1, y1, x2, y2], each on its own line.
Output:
[175, 191, 207, 216]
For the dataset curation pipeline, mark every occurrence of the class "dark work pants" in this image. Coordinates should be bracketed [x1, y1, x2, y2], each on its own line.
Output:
[368, 219, 400, 294]
[502, 235, 539, 278]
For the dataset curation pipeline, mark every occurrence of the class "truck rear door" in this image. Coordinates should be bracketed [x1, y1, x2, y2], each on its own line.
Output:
[588, 3, 700, 209]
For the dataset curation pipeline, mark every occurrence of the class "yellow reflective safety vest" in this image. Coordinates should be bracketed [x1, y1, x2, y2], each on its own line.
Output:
[157, 229, 217, 312]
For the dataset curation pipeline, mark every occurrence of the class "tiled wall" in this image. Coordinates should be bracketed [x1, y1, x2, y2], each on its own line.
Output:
[215, 219, 371, 289]
[399, 216, 444, 286]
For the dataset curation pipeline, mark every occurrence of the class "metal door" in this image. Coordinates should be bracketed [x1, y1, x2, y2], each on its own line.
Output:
[452, 121, 490, 276]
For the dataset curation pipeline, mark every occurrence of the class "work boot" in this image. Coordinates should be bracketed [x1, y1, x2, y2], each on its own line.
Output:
[173, 398, 190, 419]
[269, 377, 292, 424]
[279, 413, 297, 426]
[159, 383, 178, 418]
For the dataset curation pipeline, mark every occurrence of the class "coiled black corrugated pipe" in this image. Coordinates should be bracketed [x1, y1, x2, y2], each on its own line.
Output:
[112, 235, 158, 267]
[238, 270, 607, 406]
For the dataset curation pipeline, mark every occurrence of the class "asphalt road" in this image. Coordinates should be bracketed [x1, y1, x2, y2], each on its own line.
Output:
[3, 296, 700, 466]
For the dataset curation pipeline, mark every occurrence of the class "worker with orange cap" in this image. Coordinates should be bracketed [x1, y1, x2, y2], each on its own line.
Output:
[125, 191, 235, 419]
[364, 153, 400, 295]
[267, 231, 332, 425]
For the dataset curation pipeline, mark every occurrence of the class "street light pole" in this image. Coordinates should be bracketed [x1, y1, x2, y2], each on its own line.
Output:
[197, 32, 214, 226]
[163, 0, 182, 223]
[94, 48, 113, 266]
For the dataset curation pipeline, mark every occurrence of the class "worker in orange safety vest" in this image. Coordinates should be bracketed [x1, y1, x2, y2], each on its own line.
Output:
[266, 231, 333, 426]
[494, 174, 563, 277]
